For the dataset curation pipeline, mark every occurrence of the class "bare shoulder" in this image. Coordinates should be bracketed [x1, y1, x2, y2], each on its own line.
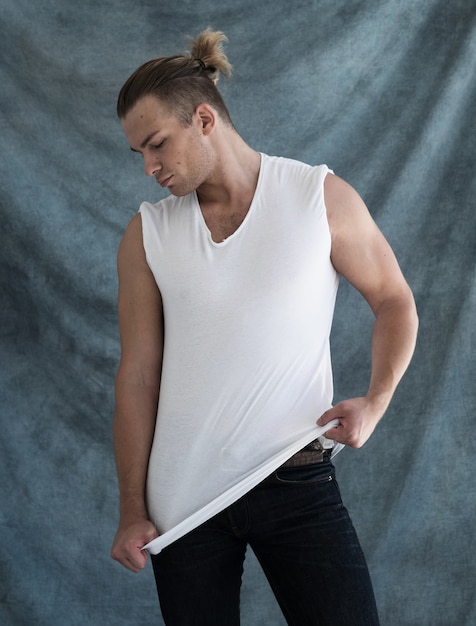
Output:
[324, 173, 378, 239]
[118, 214, 146, 270]
[117, 213, 162, 315]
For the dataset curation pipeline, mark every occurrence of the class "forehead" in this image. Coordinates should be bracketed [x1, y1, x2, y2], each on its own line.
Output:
[121, 95, 176, 145]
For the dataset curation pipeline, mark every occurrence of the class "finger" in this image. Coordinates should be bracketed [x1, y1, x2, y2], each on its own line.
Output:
[321, 425, 341, 440]
[112, 543, 148, 572]
[127, 557, 146, 573]
[317, 406, 342, 427]
[125, 550, 147, 573]
[325, 423, 353, 446]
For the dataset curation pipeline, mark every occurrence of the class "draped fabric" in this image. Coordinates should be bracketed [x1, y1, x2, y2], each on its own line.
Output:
[1, 1, 474, 624]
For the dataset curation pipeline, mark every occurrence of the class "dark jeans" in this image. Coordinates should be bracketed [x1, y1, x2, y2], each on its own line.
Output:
[151, 459, 379, 625]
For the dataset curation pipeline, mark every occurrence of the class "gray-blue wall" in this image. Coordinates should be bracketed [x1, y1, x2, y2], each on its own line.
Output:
[1, 1, 475, 624]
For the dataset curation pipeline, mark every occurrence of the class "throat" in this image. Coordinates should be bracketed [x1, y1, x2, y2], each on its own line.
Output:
[197, 151, 261, 243]
[200, 204, 251, 243]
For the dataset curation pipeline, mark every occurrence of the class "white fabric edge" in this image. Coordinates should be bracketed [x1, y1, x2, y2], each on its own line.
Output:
[143, 419, 341, 555]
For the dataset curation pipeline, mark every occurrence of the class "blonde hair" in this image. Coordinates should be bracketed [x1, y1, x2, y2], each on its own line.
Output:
[117, 28, 233, 126]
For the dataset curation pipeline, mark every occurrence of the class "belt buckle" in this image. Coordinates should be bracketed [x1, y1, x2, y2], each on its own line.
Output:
[298, 439, 325, 463]
[281, 439, 328, 469]
[303, 438, 324, 462]
[304, 439, 324, 451]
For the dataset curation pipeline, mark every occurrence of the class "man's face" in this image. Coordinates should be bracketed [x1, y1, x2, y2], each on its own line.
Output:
[121, 95, 214, 196]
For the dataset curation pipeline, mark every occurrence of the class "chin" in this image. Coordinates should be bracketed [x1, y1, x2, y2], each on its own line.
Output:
[169, 186, 194, 197]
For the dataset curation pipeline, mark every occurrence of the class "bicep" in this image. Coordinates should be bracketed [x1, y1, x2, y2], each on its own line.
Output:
[325, 174, 412, 315]
[117, 214, 164, 384]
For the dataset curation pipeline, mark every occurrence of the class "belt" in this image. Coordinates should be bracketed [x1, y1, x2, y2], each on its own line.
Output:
[280, 439, 332, 468]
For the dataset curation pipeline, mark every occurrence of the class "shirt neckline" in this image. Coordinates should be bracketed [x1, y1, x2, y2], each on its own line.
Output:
[193, 153, 265, 247]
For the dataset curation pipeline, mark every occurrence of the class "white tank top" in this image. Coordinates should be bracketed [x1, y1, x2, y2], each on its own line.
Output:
[140, 154, 341, 554]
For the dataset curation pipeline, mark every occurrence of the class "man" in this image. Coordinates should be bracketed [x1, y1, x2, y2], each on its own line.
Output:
[111, 29, 418, 625]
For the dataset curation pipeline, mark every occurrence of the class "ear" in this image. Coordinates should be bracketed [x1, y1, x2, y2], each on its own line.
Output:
[195, 103, 216, 136]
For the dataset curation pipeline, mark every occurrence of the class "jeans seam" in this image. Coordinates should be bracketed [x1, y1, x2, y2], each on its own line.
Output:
[227, 497, 251, 539]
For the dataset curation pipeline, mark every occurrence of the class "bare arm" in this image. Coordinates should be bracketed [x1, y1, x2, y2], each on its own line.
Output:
[317, 174, 419, 447]
[110, 214, 163, 572]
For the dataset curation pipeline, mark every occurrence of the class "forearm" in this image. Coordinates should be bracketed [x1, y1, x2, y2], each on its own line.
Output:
[318, 291, 418, 447]
[367, 290, 419, 414]
[110, 368, 161, 572]
[113, 371, 160, 522]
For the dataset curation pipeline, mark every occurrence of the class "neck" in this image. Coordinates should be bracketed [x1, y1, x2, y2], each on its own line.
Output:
[196, 129, 261, 211]
[195, 129, 261, 243]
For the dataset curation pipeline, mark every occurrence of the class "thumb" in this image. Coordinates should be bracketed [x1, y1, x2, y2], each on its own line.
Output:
[317, 407, 340, 428]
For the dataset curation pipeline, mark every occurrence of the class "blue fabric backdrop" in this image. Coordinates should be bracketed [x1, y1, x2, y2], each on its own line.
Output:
[1, 1, 475, 624]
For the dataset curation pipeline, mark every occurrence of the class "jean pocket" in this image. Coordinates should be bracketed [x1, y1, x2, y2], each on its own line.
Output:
[274, 461, 334, 485]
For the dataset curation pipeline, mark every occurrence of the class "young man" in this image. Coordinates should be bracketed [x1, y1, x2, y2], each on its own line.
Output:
[111, 29, 418, 625]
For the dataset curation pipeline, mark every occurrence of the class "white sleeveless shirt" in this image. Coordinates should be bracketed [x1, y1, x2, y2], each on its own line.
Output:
[140, 154, 341, 554]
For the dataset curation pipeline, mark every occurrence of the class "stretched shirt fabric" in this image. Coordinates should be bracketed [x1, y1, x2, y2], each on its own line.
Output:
[140, 154, 342, 555]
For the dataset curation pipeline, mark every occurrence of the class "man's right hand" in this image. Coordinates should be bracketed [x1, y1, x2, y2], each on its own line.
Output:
[111, 519, 159, 573]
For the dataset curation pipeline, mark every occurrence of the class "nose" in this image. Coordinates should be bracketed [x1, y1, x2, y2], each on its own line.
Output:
[144, 154, 161, 177]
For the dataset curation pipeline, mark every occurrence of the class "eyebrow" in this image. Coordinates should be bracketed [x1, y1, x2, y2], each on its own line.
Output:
[130, 130, 161, 153]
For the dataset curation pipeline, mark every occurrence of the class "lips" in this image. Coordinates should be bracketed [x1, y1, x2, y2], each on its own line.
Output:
[158, 175, 172, 188]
